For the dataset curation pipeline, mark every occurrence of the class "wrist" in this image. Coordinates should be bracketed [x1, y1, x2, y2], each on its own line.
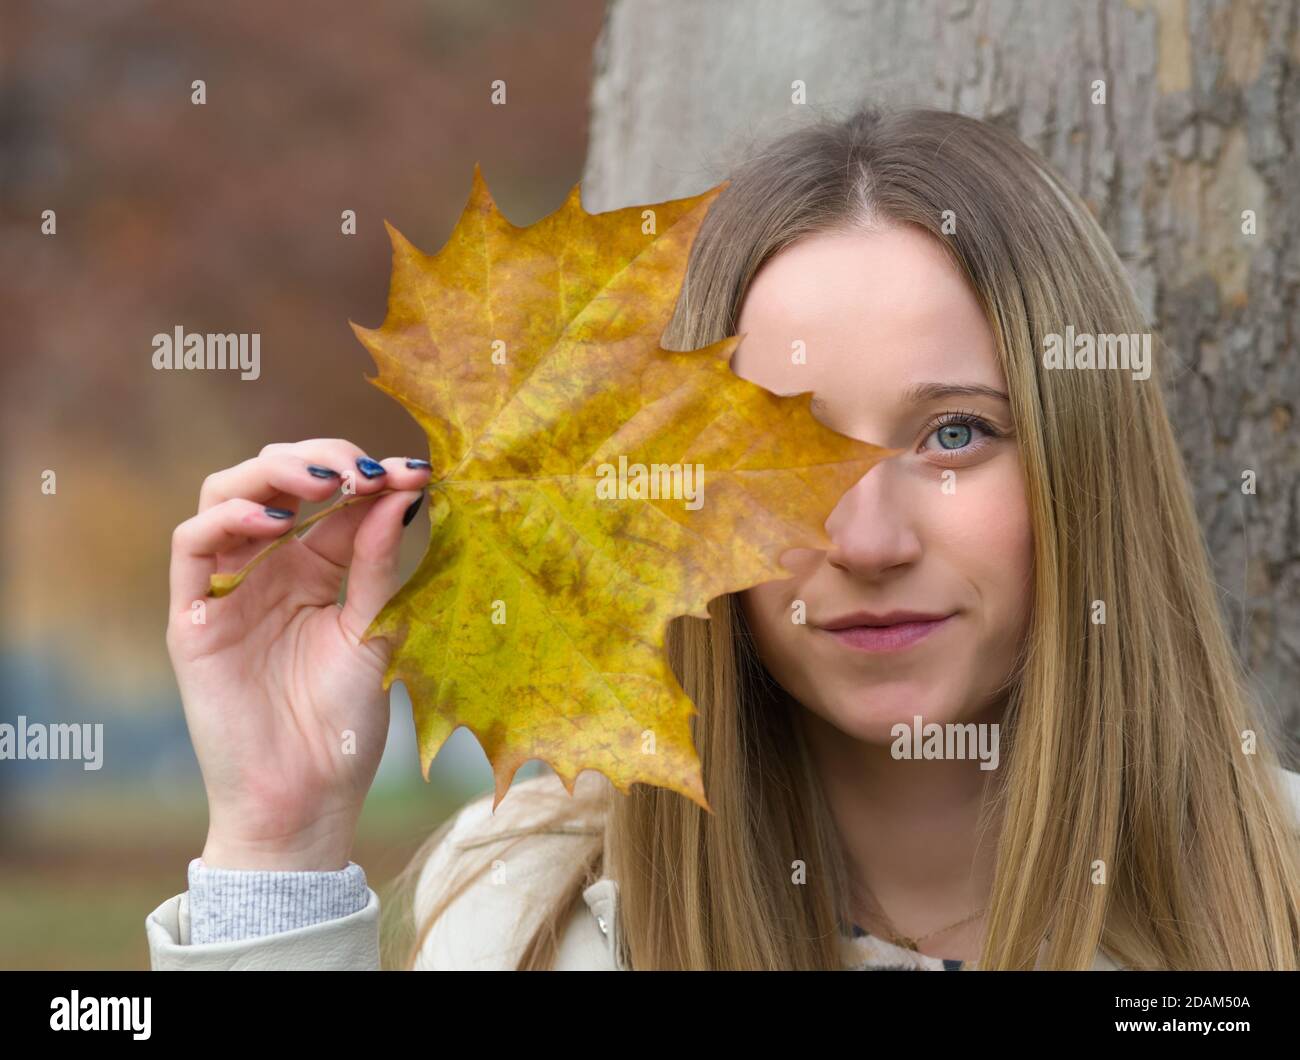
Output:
[201, 830, 355, 871]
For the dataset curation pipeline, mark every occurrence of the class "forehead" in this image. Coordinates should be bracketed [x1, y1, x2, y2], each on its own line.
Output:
[731, 226, 1000, 398]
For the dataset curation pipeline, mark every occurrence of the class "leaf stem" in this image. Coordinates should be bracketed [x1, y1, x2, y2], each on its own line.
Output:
[207, 488, 404, 598]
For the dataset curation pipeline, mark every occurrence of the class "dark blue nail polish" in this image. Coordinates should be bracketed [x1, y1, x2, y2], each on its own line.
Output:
[264, 507, 294, 519]
[405, 458, 432, 470]
[356, 456, 387, 479]
[307, 464, 339, 479]
[402, 493, 424, 527]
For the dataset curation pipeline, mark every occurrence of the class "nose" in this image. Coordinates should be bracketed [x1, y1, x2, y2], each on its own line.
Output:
[823, 458, 922, 578]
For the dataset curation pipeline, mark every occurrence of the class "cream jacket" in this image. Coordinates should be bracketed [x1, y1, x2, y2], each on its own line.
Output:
[146, 766, 1300, 971]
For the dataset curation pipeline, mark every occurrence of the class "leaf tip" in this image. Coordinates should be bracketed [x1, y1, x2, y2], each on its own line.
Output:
[561, 176, 585, 216]
[684, 779, 713, 815]
[468, 161, 494, 208]
[693, 177, 732, 211]
[382, 218, 420, 261]
[489, 757, 527, 814]
[655, 771, 713, 815]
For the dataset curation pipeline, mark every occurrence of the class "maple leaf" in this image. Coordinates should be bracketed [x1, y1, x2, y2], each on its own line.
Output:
[339, 165, 890, 813]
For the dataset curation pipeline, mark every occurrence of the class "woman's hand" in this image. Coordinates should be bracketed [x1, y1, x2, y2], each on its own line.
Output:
[165, 439, 432, 870]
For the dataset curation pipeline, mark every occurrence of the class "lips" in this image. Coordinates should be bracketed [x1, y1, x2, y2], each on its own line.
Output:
[818, 609, 952, 631]
[815, 611, 955, 653]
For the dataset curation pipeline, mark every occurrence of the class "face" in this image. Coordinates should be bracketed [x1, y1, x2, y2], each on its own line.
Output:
[734, 225, 1033, 745]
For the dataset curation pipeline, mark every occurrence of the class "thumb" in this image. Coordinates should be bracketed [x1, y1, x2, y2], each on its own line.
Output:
[338, 488, 425, 642]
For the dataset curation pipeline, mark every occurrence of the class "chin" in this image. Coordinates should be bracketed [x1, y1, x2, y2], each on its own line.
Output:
[821, 681, 965, 745]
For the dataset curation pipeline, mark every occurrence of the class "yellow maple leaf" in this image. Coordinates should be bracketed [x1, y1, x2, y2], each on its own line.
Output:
[344, 164, 888, 813]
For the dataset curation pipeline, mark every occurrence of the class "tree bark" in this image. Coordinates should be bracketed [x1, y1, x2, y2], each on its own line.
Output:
[582, 0, 1300, 737]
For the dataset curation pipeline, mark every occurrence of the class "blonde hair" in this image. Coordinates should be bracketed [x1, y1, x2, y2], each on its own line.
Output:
[384, 105, 1300, 970]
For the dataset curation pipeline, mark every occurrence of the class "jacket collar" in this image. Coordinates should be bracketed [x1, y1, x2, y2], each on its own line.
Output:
[581, 877, 626, 969]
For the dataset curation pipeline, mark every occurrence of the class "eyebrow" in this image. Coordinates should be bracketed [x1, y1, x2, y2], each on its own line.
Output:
[902, 382, 1010, 404]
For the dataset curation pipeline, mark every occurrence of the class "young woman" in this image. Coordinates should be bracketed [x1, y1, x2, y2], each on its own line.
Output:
[146, 105, 1300, 971]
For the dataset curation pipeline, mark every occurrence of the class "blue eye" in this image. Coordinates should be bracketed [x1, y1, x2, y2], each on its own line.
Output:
[936, 423, 972, 450]
[922, 410, 1001, 459]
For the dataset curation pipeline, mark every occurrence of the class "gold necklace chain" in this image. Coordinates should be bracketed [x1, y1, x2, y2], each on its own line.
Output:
[871, 903, 986, 952]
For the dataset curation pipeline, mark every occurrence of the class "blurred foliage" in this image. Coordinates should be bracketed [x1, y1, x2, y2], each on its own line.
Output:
[0, 0, 603, 968]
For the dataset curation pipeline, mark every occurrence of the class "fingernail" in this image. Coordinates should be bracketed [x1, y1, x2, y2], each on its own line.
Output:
[356, 456, 387, 479]
[264, 506, 294, 520]
[307, 464, 339, 479]
[402, 493, 424, 527]
[405, 458, 432, 470]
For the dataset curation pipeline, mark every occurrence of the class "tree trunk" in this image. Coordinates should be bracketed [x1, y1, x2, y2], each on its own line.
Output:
[582, 0, 1300, 737]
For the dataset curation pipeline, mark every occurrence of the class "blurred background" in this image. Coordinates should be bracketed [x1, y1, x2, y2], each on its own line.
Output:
[0, 0, 603, 968]
[4, 0, 1298, 970]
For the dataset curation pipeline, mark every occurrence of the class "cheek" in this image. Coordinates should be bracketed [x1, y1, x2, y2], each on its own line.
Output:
[740, 581, 792, 644]
[925, 459, 1033, 622]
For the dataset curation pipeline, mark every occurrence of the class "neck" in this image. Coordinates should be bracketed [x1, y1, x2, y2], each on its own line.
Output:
[798, 700, 1006, 961]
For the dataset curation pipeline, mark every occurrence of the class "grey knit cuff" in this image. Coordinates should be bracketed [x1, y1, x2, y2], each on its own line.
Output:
[186, 857, 370, 944]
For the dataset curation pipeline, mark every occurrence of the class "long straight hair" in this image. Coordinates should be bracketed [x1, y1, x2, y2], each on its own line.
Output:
[386, 105, 1300, 970]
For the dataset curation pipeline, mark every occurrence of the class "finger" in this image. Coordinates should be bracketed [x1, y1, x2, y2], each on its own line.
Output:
[300, 456, 432, 568]
[169, 499, 298, 615]
[338, 488, 426, 641]
[198, 441, 377, 513]
[259, 439, 401, 502]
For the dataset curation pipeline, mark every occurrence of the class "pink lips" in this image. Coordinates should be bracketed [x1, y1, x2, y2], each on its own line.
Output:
[819, 615, 953, 653]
